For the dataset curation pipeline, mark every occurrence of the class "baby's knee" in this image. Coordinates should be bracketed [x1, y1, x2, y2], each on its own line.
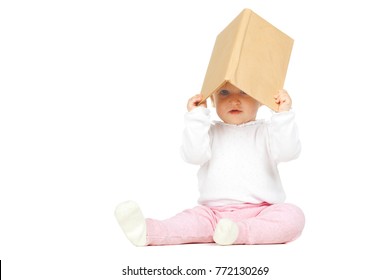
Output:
[269, 203, 305, 241]
[282, 203, 305, 241]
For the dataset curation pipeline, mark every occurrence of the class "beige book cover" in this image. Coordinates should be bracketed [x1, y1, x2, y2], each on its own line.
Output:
[200, 8, 294, 111]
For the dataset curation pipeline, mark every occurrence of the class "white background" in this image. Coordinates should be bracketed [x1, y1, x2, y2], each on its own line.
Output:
[1, 0, 389, 279]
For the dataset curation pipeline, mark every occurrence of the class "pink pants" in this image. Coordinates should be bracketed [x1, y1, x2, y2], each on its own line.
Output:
[145, 202, 305, 245]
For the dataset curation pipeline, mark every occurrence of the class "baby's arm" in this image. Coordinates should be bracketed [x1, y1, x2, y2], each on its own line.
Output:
[268, 90, 301, 163]
[180, 94, 212, 165]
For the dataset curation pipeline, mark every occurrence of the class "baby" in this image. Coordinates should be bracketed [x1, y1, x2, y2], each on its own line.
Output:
[115, 82, 304, 246]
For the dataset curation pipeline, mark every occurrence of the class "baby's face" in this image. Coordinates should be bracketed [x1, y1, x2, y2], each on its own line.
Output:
[212, 83, 261, 125]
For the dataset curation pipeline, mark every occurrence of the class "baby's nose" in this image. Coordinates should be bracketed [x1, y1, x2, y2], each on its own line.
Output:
[229, 97, 241, 105]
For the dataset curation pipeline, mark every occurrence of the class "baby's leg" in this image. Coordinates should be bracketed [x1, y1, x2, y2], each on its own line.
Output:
[146, 205, 217, 245]
[235, 203, 305, 245]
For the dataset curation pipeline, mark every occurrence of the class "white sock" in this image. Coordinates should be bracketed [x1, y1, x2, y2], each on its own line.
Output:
[115, 201, 147, 246]
[213, 218, 239, 245]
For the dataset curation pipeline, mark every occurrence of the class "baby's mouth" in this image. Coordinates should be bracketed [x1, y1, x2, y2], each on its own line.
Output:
[229, 109, 242, 114]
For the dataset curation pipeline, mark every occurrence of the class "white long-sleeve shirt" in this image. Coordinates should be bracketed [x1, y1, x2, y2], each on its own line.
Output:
[181, 107, 301, 207]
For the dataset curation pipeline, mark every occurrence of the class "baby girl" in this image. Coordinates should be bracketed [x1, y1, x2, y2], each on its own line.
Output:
[115, 82, 304, 246]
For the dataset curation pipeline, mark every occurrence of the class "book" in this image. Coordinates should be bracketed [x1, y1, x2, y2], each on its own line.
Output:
[200, 8, 294, 111]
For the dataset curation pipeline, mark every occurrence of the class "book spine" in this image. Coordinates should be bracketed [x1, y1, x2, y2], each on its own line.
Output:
[225, 9, 251, 81]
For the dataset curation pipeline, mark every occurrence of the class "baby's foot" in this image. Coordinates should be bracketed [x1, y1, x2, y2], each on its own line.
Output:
[213, 218, 239, 245]
[115, 201, 147, 246]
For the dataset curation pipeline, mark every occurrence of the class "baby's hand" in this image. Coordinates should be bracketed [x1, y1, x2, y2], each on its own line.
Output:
[274, 90, 292, 112]
[187, 94, 207, 112]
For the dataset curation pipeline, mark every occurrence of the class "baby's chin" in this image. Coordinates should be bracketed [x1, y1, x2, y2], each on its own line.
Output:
[217, 110, 257, 125]
[222, 116, 256, 125]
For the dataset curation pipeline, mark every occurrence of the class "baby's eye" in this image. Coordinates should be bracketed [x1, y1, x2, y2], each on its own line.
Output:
[219, 89, 230, 96]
